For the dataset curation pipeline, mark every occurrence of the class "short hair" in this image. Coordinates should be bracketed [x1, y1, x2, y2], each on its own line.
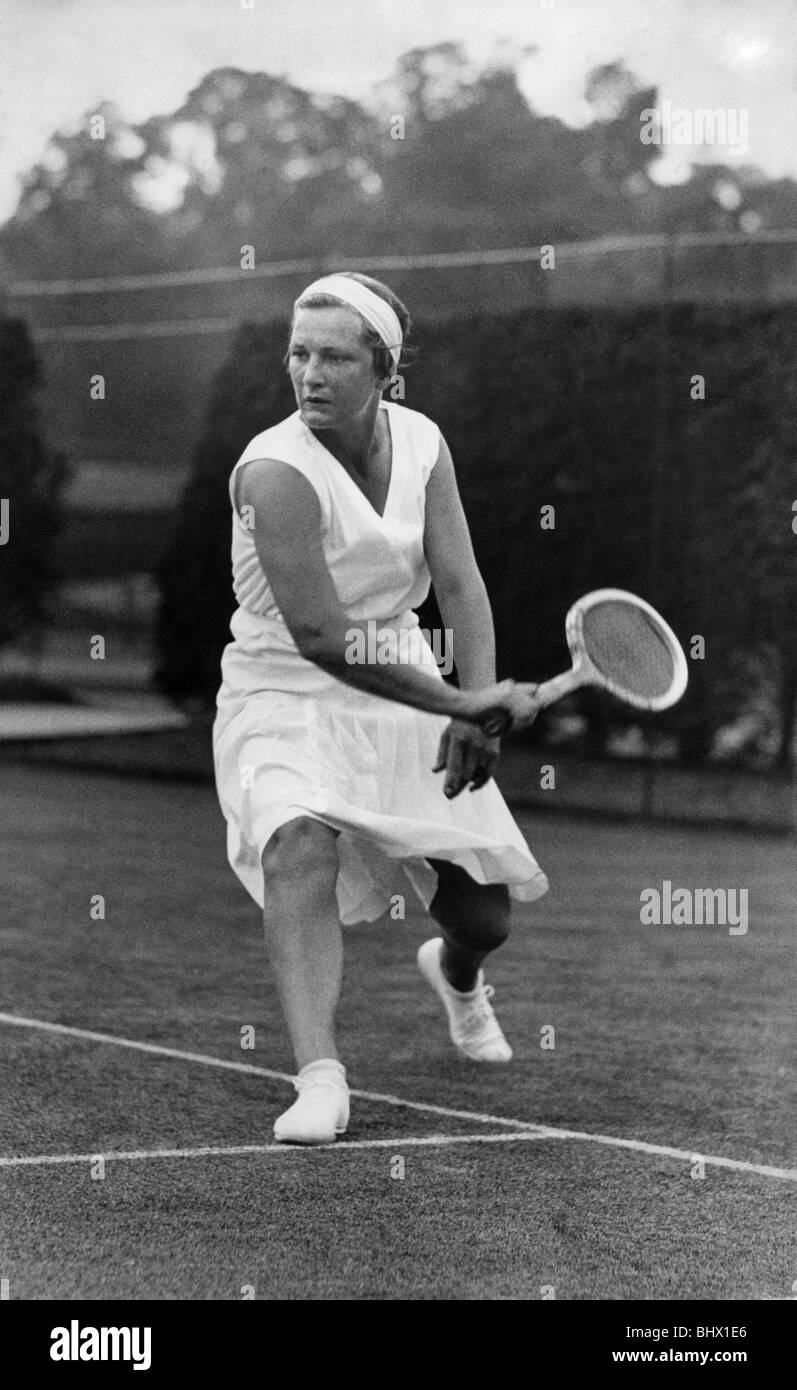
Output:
[290, 271, 410, 380]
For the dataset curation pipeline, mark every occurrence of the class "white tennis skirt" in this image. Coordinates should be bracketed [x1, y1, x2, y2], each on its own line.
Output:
[212, 608, 549, 925]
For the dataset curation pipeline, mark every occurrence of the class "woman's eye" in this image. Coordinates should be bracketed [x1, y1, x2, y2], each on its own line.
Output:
[290, 349, 349, 363]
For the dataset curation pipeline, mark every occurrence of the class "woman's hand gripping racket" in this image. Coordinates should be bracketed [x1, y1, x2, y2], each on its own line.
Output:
[480, 588, 689, 737]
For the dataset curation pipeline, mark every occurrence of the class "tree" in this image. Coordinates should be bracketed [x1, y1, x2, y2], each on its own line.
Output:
[4, 51, 797, 286]
[0, 103, 174, 280]
[162, 68, 385, 265]
[0, 73, 386, 281]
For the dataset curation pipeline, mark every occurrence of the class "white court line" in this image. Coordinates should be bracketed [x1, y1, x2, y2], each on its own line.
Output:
[0, 1012, 539, 1131]
[0, 1132, 553, 1168]
[1, 1011, 794, 1183]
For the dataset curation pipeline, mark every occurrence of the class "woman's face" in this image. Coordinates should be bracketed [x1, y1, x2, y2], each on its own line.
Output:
[288, 306, 386, 432]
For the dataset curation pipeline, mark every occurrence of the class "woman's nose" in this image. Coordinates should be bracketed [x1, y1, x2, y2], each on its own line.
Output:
[304, 354, 326, 384]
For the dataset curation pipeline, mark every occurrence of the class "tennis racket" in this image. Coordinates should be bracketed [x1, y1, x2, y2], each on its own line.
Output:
[482, 588, 689, 737]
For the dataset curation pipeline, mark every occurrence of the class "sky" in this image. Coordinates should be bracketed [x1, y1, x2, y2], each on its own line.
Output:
[1, 0, 796, 223]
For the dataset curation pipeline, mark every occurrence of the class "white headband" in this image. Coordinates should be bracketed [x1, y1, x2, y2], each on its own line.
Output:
[296, 274, 402, 370]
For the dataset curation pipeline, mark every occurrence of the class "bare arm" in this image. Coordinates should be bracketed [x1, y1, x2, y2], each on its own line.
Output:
[422, 434, 540, 795]
[237, 457, 510, 722]
[423, 434, 497, 691]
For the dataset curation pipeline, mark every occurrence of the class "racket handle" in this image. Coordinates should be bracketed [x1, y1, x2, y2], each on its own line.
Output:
[480, 669, 582, 736]
[533, 668, 583, 708]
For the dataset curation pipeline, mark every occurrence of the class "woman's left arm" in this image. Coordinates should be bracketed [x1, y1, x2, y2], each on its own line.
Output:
[423, 434, 511, 797]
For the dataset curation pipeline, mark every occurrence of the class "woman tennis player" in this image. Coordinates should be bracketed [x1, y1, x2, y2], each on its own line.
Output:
[213, 271, 548, 1144]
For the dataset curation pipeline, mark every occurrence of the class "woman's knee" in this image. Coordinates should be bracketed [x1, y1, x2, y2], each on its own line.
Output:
[430, 863, 511, 951]
[261, 817, 338, 887]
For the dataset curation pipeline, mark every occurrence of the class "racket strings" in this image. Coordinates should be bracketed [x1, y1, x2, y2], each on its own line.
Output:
[581, 601, 676, 698]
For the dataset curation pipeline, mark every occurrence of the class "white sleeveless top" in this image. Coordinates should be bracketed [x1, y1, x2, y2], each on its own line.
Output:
[229, 401, 440, 623]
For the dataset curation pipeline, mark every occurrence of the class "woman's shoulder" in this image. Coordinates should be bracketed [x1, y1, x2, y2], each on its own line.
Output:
[229, 412, 331, 519]
[236, 411, 306, 465]
[382, 401, 441, 449]
[383, 403, 442, 487]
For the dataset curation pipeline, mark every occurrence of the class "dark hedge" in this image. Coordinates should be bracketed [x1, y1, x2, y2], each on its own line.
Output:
[154, 305, 797, 766]
[0, 318, 70, 648]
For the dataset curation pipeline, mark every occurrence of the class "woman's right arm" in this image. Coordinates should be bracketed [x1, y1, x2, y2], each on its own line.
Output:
[237, 458, 526, 725]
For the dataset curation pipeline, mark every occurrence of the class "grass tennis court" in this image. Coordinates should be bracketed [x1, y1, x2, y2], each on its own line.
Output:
[1, 764, 793, 1300]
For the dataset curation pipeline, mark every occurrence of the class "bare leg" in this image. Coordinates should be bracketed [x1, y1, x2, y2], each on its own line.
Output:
[261, 817, 342, 1070]
[428, 858, 510, 992]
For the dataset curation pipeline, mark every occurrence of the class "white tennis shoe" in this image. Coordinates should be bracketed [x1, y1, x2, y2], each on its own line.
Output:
[273, 1058, 349, 1144]
[417, 937, 513, 1063]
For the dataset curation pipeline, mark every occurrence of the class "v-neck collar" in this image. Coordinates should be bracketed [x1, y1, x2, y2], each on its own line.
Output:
[304, 403, 395, 522]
